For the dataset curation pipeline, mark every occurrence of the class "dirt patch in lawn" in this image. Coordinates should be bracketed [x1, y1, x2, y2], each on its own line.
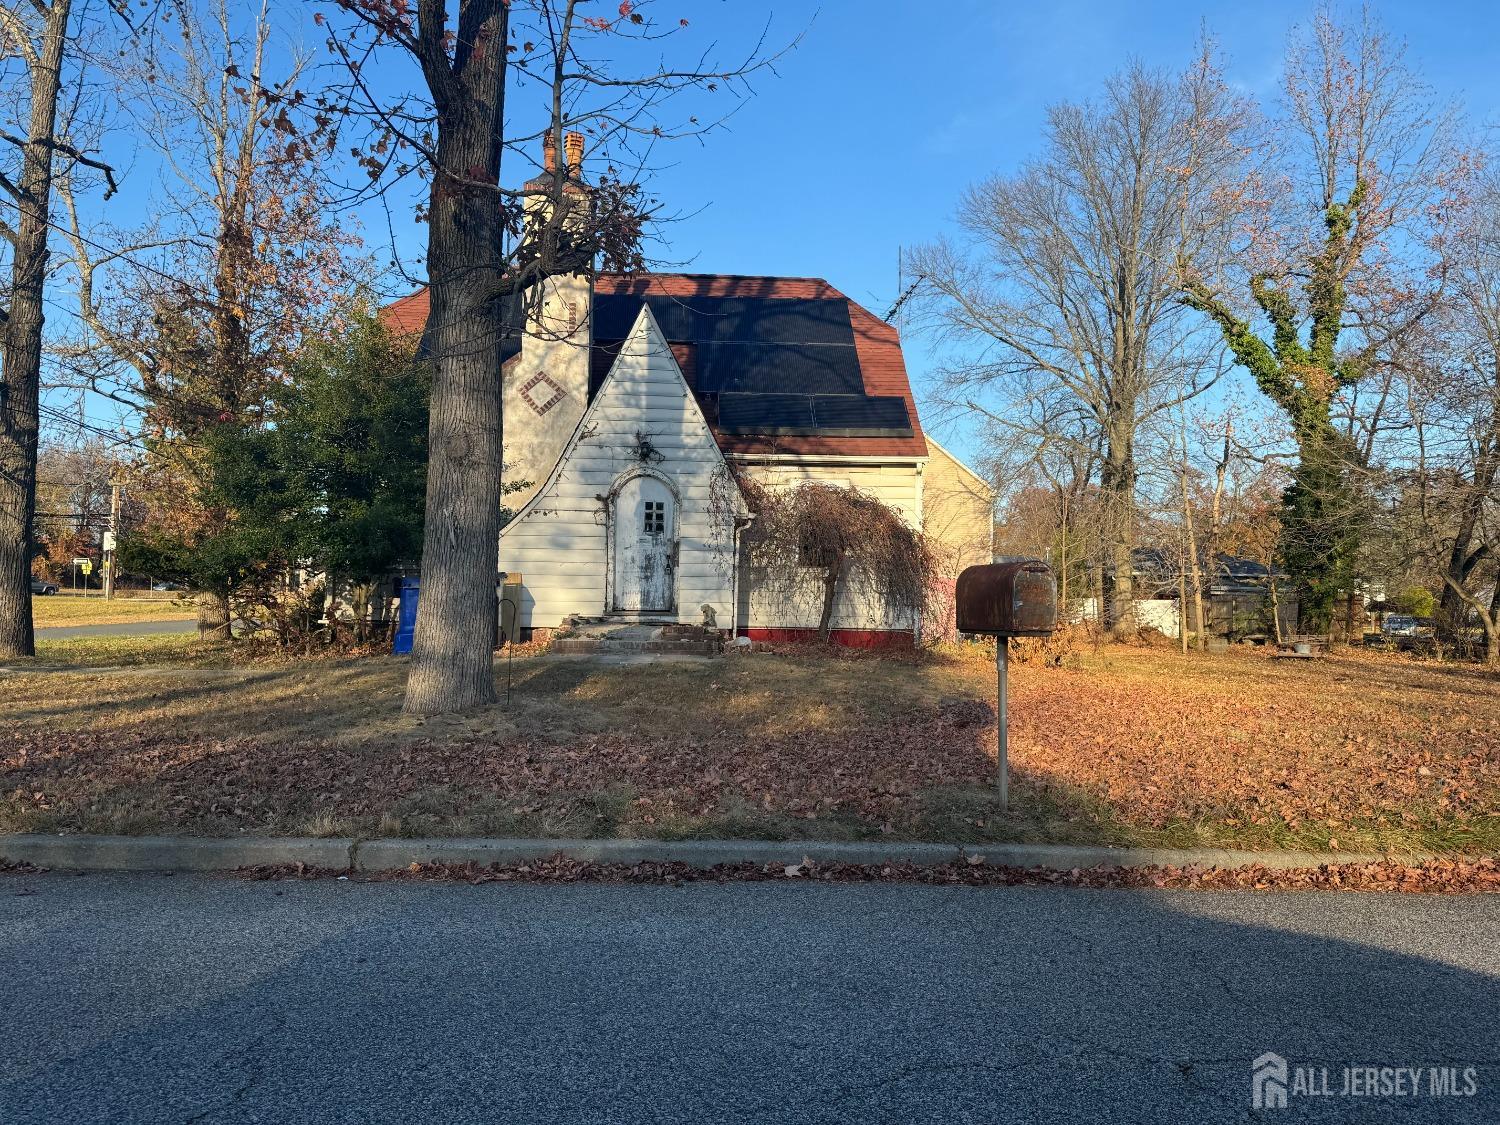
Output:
[2, 645, 1497, 853]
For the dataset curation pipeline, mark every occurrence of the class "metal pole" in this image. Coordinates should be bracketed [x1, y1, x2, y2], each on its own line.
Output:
[104, 474, 122, 600]
[500, 596, 518, 709]
[996, 636, 1009, 812]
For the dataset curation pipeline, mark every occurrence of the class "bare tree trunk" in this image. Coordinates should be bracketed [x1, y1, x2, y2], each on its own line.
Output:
[1442, 571, 1500, 669]
[0, 0, 71, 658]
[1182, 463, 1206, 651]
[1101, 429, 1136, 637]
[1177, 544, 1188, 655]
[1435, 450, 1498, 644]
[816, 555, 843, 643]
[1057, 490, 1069, 606]
[1487, 582, 1500, 668]
[197, 591, 230, 640]
[1481, 618, 1499, 668]
[402, 1, 510, 715]
[1191, 568, 1207, 648]
[325, 567, 340, 646]
[1268, 576, 1284, 645]
[1199, 419, 1233, 649]
[351, 581, 373, 645]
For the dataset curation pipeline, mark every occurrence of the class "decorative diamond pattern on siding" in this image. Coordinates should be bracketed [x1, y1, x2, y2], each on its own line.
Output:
[520, 371, 567, 415]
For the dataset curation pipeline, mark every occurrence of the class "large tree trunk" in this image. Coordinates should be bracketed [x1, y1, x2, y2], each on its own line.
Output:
[1487, 581, 1500, 668]
[196, 591, 231, 640]
[402, 1, 510, 715]
[1342, 589, 1360, 644]
[1435, 449, 1498, 645]
[0, 0, 71, 658]
[1100, 426, 1136, 637]
[1182, 464, 1206, 651]
[1441, 570, 1500, 669]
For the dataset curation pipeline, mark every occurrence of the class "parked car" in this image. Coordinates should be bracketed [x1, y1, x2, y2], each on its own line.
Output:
[1382, 614, 1418, 637]
[150, 582, 181, 592]
[30, 577, 59, 595]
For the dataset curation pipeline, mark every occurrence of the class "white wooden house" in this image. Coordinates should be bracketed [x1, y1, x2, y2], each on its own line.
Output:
[386, 134, 989, 646]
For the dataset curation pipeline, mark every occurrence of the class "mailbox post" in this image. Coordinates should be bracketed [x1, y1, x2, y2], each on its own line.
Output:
[955, 560, 1058, 812]
[996, 633, 1010, 811]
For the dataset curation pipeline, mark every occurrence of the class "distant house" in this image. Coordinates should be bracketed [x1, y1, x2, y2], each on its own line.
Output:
[385, 132, 988, 647]
[1130, 548, 1298, 639]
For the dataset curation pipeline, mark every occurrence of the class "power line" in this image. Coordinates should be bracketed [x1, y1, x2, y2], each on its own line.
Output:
[37, 402, 143, 450]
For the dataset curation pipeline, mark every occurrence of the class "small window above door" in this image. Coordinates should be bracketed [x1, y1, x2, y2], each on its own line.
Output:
[643, 500, 666, 536]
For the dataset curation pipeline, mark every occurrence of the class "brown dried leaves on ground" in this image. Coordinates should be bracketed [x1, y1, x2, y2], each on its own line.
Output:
[2, 646, 1497, 852]
[232, 856, 1500, 894]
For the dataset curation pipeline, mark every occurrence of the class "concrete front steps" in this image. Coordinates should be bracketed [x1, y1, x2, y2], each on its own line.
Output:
[549, 616, 725, 657]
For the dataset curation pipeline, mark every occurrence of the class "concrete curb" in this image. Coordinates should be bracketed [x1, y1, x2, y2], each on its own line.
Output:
[0, 833, 1439, 875]
[0, 834, 353, 873]
[355, 837, 965, 871]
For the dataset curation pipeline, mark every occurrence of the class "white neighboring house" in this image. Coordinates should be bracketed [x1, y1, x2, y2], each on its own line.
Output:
[386, 133, 989, 647]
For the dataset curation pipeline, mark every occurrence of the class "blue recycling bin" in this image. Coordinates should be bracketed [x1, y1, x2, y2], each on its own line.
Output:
[393, 576, 419, 654]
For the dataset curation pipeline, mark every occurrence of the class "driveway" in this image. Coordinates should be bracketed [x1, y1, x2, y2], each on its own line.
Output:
[0, 873, 1495, 1123]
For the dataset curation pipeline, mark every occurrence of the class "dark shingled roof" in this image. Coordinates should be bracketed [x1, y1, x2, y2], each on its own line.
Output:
[382, 273, 928, 458]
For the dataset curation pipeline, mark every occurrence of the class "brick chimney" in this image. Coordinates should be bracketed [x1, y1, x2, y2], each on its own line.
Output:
[506, 129, 594, 513]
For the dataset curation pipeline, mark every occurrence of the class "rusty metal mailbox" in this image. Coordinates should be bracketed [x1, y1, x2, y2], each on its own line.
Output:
[956, 560, 1058, 637]
[955, 559, 1057, 815]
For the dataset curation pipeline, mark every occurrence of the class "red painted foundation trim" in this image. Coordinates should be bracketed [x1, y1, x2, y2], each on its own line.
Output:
[738, 627, 915, 650]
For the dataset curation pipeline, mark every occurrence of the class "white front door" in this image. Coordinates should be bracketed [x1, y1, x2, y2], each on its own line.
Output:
[613, 475, 675, 613]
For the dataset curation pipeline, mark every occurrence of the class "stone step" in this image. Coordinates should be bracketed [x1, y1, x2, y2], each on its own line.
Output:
[550, 637, 722, 657]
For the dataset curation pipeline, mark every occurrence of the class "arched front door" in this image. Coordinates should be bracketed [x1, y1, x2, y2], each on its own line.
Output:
[612, 474, 675, 613]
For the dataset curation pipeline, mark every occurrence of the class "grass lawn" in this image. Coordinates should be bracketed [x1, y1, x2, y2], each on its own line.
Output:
[32, 594, 196, 628]
[2, 639, 1496, 855]
[31, 632, 223, 667]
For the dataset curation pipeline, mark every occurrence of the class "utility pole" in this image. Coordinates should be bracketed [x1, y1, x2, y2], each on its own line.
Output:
[103, 468, 123, 599]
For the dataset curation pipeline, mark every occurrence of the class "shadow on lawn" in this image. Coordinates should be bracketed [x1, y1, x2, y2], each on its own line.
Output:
[4, 664, 1131, 847]
[7, 654, 653, 751]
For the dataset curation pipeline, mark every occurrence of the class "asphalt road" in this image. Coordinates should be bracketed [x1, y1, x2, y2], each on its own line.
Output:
[1, 873, 1495, 1124]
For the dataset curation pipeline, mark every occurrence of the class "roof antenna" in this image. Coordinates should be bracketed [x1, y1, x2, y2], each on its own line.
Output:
[883, 244, 921, 323]
[883, 276, 922, 323]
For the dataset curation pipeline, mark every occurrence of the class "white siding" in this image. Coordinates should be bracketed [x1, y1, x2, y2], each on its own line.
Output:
[733, 457, 925, 635]
[499, 305, 738, 628]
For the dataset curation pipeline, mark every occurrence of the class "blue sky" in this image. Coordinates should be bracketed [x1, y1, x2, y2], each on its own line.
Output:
[571, 0, 1500, 465]
[57, 0, 1500, 469]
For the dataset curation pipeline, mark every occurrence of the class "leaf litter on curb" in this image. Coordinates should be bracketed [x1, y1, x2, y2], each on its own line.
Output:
[228, 856, 1500, 893]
